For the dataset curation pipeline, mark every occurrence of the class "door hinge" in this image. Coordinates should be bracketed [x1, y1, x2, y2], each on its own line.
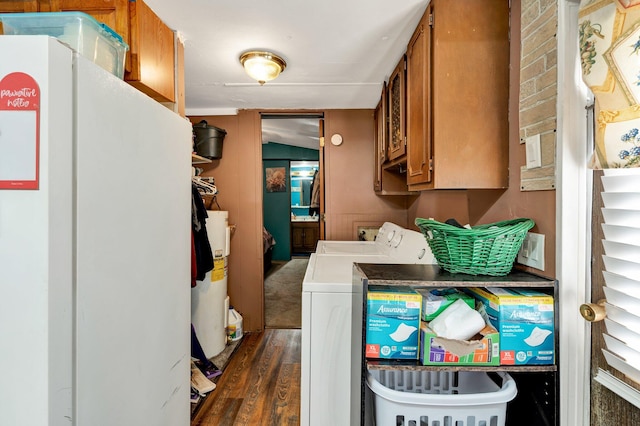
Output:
[429, 158, 434, 171]
[429, 13, 434, 27]
[319, 136, 325, 147]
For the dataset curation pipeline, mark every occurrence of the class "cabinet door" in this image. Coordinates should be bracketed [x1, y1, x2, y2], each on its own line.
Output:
[0, 1, 38, 12]
[426, 0, 509, 189]
[291, 223, 318, 253]
[127, 0, 176, 103]
[386, 57, 406, 162]
[291, 224, 304, 252]
[373, 84, 387, 191]
[303, 225, 319, 251]
[406, 7, 432, 187]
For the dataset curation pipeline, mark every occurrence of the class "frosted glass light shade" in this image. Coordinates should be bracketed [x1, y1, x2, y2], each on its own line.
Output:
[239, 51, 286, 85]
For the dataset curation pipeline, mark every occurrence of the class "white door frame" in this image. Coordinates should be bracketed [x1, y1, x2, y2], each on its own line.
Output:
[557, 1, 592, 424]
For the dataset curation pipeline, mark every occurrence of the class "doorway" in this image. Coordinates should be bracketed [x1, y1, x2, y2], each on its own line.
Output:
[261, 114, 323, 263]
[261, 114, 323, 329]
[560, 1, 640, 423]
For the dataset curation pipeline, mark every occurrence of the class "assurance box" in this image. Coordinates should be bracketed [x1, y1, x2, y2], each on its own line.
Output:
[466, 287, 554, 365]
[366, 286, 421, 360]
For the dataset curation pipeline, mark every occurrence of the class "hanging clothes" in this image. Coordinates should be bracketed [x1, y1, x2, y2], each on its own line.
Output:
[191, 232, 198, 288]
[192, 183, 214, 283]
[309, 169, 320, 216]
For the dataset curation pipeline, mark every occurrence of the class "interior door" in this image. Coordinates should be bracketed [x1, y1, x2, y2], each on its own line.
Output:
[318, 118, 325, 240]
[585, 171, 640, 424]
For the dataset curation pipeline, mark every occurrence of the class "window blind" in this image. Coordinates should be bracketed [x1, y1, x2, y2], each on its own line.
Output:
[599, 168, 640, 386]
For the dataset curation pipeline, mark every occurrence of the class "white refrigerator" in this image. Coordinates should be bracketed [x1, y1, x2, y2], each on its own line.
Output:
[0, 36, 192, 426]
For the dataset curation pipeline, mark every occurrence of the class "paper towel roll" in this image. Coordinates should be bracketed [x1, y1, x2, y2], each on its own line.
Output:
[429, 298, 485, 340]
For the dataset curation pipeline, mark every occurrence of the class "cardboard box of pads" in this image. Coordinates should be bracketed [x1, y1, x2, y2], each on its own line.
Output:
[466, 287, 555, 365]
[365, 286, 421, 360]
[419, 318, 500, 366]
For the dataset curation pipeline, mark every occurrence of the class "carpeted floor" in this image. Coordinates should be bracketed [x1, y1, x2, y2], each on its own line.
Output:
[264, 258, 308, 328]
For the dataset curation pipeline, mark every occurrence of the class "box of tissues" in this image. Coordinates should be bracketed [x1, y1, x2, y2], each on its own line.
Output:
[366, 286, 421, 360]
[416, 288, 475, 321]
[466, 287, 554, 365]
[419, 299, 500, 366]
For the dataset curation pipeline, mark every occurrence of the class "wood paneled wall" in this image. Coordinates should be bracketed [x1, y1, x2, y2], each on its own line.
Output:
[190, 111, 264, 332]
[189, 109, 409, 331]
[323, 110, 409, 240]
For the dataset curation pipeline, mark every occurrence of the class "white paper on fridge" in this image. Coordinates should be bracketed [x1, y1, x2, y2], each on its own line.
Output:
[0, 111, 37, 182]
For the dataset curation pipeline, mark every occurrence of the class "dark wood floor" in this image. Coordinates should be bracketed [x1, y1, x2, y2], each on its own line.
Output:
[191, 329, 301, 426]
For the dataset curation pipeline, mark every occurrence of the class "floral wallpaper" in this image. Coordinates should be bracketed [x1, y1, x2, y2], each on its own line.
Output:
[580, 0, 640, 168]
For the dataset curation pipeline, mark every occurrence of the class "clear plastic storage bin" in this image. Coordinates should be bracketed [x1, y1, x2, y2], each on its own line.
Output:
[367, 369, 517, 426]
[0, 12, 128, 79]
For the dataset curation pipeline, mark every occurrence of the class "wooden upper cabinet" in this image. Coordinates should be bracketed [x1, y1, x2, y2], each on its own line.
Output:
[0, 1, 131, 72]
[56, 0, 176, 103]
[373, 83, 386, 192]
[406, 0, 510, 191]
[126, 0, 176, 103]
[386, 56, 406, 162]
[176, 35, 185, 117]
[0, 0, 179, 105]
[374, 81, 417, 195]
[406, 7, 431, 187]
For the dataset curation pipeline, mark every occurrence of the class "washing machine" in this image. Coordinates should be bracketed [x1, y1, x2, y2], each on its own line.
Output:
[315, 222, 410, 256]
[301, 223, 435, 426]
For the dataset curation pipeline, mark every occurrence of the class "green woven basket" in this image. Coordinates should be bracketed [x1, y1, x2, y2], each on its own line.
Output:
[415, 218, 535, 276]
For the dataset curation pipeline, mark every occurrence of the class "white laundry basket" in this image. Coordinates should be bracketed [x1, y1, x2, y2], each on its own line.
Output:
[367, 369, 517, 426]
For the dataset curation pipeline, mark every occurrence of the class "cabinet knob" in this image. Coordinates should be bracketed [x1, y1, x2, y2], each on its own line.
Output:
[579, 299, 606, 322]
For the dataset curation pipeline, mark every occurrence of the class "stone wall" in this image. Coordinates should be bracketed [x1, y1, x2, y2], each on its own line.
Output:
[519, 0, 558, 191]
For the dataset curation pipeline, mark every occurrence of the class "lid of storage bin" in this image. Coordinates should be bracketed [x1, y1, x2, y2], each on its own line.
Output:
[193, 120, 227, 135]
[0, 12, 128, 51]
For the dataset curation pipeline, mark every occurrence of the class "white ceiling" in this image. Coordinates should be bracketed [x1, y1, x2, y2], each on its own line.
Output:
[261, 116, 322, 150]
[144, 0, 429, 116]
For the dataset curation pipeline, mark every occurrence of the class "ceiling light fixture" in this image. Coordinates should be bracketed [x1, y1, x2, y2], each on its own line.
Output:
[239, 51, 287, 85]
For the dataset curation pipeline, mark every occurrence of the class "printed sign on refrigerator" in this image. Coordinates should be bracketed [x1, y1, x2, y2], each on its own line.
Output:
[0, 72, 40, 190]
